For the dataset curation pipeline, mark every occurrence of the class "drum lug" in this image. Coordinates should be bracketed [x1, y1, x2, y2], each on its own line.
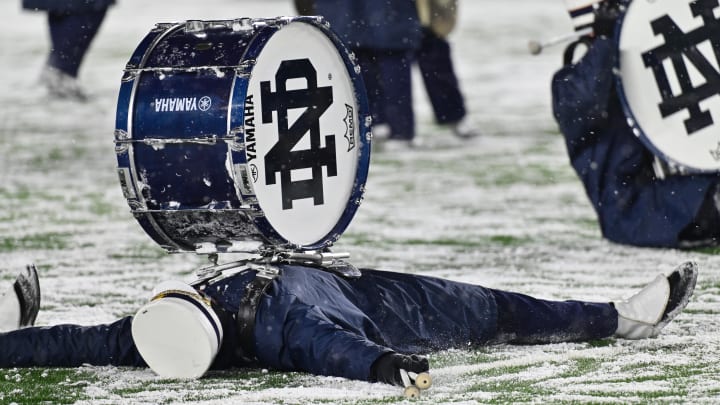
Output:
[128, 199, 146, 211]
[231, 18, 254, 34]
[270, 16, 294, 27]
[114, 129, 130, 154]
[184, 20, 206, 37]
[152, 23, 174, 32]
[121, 69, 139, 83]
[235, 60, 255, 77]
[229, 127, 245, 151]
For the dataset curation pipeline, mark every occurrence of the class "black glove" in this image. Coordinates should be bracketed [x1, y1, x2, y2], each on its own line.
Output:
[593, 0, 622, 38]
[369, 353, 429, 386]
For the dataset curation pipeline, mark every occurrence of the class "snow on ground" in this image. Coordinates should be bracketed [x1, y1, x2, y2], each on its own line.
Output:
[1, 0, 720, 403]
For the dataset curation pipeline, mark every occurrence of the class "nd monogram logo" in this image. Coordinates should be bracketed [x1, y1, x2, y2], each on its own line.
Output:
[642, 0, 720, 135]
[260, 59, 337, 210]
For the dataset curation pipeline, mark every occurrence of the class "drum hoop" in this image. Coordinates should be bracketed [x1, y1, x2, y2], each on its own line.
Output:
[229, 18, 372, 250]
[614, 0, 716, 174]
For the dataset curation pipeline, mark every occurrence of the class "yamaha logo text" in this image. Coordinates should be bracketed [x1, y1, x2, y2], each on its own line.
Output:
[153, 96, 212, 112]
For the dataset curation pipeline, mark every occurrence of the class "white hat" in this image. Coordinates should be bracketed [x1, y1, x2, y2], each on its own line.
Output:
[131, 281, 223, 379]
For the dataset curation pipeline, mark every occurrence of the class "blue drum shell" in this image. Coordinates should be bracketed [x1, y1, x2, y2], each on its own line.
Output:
[116, 23, 261, 251]
[131, 69, 236, 209]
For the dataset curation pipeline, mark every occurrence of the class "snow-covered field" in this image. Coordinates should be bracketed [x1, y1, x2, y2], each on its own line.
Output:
[1, 0, 719, 403]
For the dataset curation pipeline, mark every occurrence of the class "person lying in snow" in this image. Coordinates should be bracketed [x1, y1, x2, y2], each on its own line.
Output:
[551, 0, 720, 248]
[0, 261, 697, 387]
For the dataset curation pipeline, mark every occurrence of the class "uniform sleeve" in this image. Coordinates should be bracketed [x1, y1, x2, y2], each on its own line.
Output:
[281, 301, 393, 382]
[0, 316, 145, 368]
[549, 37, 717, 248]
[251, 289, 393, 382]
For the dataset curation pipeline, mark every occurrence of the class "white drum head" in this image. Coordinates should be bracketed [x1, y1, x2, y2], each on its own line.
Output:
[244, 21, 362, 246]
[617, 0, 720, 171]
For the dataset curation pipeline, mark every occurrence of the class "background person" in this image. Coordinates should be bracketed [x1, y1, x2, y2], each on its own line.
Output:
[310, 0, 420, 148]
[551, 1, 720, 248]
[21, 0, 115, 101]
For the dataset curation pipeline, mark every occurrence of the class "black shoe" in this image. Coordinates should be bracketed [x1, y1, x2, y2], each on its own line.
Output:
[14, 264, 41, 327]
[654, 261, 698, 334]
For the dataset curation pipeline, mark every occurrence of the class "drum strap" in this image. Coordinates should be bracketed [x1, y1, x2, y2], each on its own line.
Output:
[235, 267, 278, 363]
[562, 36, 594, 66]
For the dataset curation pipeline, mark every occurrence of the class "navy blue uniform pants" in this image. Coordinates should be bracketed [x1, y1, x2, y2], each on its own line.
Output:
[355, 48, 415, 140]
[46, 7, 108, 77]
[416, 28, 466, 125]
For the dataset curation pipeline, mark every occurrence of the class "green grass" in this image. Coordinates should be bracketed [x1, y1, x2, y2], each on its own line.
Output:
[107, 243, 167, 261]
[0, 233, 71, 252]
[0, 369, 91, 404]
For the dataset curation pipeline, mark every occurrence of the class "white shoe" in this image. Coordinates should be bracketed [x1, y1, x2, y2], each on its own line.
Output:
[39, 65, 88, 102]
[372, 124, 392, 142]
[614, 262, 697, 339]
[450, 118, 480, 139]
[0, 264, 41, 332]
[380, 139, 415, 152]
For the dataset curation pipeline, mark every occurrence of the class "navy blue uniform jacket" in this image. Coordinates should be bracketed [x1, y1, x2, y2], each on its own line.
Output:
[205, 265, 497, 381]
[551, 37, 720, 248]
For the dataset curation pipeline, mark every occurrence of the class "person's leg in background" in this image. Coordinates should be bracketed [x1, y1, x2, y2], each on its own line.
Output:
[40, 6, 109, 100]
[416, 28, 477, 139]
[356, 48, 415, 148]
[376, 49, 415, 145]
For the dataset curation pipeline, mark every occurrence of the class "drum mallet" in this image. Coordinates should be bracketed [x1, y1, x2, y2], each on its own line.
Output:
[527, 27, 592, 55]
[400, 369, 433, 399]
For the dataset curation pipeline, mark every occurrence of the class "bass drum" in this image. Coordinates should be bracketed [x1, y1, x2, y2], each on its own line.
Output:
[115, 17, 371, 253]
[616, 0, 720, 172]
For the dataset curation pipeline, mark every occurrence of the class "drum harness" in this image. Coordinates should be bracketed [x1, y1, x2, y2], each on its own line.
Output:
[191, 249, 360, 363]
